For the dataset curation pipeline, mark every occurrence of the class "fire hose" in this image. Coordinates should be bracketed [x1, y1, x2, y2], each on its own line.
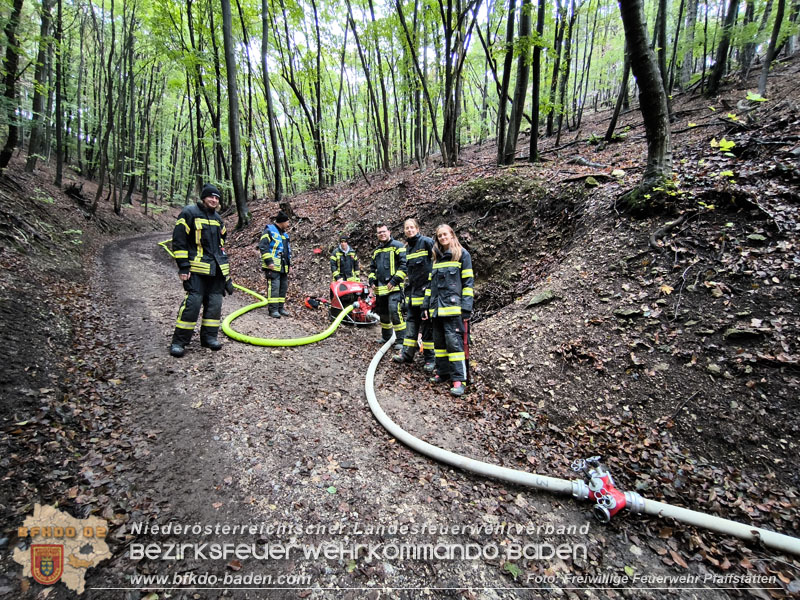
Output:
[159, 239, 355, 347]
[365, 334, 800, 557]
[159, 240, 800, 556]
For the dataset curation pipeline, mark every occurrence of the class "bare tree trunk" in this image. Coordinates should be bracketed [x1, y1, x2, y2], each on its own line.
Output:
[502, 0, 531, 164]
[759, 0, 786, 95]
[555, 0, 576, 145]
[261, 0, 283, 205]
[220, 0, 250, 227]
[680, 0, 698, 88]
[618, 0, 673, 204]
[53, 0, 63, 186]
[26, 0, 53, 173]
[0, 0, 26, 171]
[605, 42, 630, 141]
[706, 0, 739, 96]
[529, 0, 546, 161]
[497, 0, 517, 163]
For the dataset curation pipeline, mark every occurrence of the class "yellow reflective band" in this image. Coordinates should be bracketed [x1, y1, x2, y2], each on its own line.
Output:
[195, 219, 220, 227]
[173, 250, 188, 259]
[433, 261, 461, 269]
[176, 218, 190, 234]
[201, 319, 221, 327]
[422, 342, 434, 350]
[448, 352, 466, 361]
[407, 250, 428, 260]
[410, 297, 424, 305]
[389, 251, 394, 274]
[260, 233, 271, 241]
[175, 319, 195, 330]
[395, 271, 406, 280]
[462, 288, 474, 296]
[381, 322, 392, 329]
[220, 265, 230, 275]
[435, 349, 448, 357]
[461, 269, 474, 278]
[393, 323, 405, 331]
[403, 339, 417, 347]
[397, 247, 406, 253]
[424, 289, 431, 297]
[437, 306, 462, 316]
[376, 286, 390, 295]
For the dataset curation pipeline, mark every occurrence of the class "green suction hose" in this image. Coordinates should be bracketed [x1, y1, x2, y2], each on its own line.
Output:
[159, 238, 354, 347]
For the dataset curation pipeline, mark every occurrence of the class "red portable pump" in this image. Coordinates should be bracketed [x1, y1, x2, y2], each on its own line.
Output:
[328, 280, 379, 326]
[571, 456, 641, 522]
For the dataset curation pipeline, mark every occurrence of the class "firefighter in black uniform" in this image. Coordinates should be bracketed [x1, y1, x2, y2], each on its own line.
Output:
[393, 218, 435, 372]
[259, 211, 291, 318]
[330, 234, 360, 281]
[169, 184, 233, 357]
[422, 223, 474, 397]
[369, 223, 407, 350]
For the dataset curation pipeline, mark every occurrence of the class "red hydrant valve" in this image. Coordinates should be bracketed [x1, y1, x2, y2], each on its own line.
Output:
[571, 457, 631, 522]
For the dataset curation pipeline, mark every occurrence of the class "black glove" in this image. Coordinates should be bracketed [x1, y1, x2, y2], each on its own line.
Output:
[224, 278, 234, 296]
[462, 311, 471, 322]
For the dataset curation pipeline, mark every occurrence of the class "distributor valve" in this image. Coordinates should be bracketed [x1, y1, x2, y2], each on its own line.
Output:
[571, 456, 643, 522]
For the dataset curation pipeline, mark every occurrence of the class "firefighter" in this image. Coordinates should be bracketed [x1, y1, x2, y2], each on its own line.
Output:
[422, 223, 474, 397]
[259, 211, 291, 318]
[330, 234, 360, 282]
[169, 184, 233, 357]
[393, 218, 435, 372]
[369, 223, 407, 350]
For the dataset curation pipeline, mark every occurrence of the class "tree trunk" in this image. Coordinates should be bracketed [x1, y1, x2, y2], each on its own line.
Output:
[546, 0, 566, 136]
[261, 0, 283, 204]
[220, 0, 250, 227]
[706, 0, 739, 96]
[555, 0, 576, 145]
[0, 0, 26, 171]
[53, 0, 63, 186]
[529, 0, 546, 161]
[25, 0, 53, 173]
[503, 0, 531, 164]
[605, 42, 630, 141]
[618, 0, 673, 203]
[759, 0, 786, 95]
[496, 0, 517, 164]
[679, 0, 698, 87]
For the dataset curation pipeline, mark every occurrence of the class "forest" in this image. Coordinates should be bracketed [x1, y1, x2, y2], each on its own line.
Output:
[1, 0, 800, 597]
[1, 0, 796, 216]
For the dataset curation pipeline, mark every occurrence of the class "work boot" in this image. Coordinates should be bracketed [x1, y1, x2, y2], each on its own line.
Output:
[450, 381, 466, 397]
[392, 352, 412, 364]
[270, 310, 281, 318]
[201, 338, 222, 351]
[429, 373, 447, 385]
[279, 307, 291, 317]
[423, 361, 436, 373]
[393, 343, 404, 353]
[170, 343, 185, 357]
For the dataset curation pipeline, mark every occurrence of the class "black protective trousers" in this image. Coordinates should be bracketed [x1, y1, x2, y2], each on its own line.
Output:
[431, 316, 467, 383]
[266, 270, 289, 312]
[376, 291, 406, 342]
[171, 271, 226, 346]
[400, 304, 434, 362]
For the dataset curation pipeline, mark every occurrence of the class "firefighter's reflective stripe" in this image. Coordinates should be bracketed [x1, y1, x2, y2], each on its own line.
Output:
[462, 287, 474, 297]
[403, 338, 417, 347]
[201, 319, 221, 327]
[176, 319, 195, 330]
[422, 341, 434, 350]
[435, 348, 448, 357]
[448, 351, 466, 362]
[381, 322, 393, 330]
[407, 250, 429, 260]
[176, 219, 190, 234]
[462, 269, 474, 278]
[410, 296, 424, 306]
[433, 261, 461, 269]
[190, 260, 212, 274]
[174, 250, 189, 259]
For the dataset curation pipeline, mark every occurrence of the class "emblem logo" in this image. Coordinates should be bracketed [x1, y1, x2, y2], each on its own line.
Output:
[31, 544, 64, 586]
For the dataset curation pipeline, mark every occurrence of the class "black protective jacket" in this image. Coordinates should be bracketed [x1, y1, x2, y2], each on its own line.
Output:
[404, 234, 434, 306]
[422, 248, 474, 318]
[172, 202, 229, 278]
[368, 238, 407, 296]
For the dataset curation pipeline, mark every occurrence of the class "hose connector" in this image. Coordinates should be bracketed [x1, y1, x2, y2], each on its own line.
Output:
[572, 456, 628, 522]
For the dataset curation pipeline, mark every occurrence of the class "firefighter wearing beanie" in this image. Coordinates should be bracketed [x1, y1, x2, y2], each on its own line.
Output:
[259, 210, 292, 318]
[169, 184, 233, 357]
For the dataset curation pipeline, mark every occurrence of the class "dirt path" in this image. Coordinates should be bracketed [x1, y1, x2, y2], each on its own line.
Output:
[12, 232, 740, 599]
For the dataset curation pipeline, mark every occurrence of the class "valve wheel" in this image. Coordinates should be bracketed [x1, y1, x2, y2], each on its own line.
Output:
[571, 459, 586, 472]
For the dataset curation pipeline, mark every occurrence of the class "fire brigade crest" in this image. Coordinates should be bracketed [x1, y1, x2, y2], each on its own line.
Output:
[13, 504, 111, 594]
[31, 544, 64, 585]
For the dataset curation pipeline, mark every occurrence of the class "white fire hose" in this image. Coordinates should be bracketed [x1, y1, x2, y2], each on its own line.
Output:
[365, 335, 800, 557]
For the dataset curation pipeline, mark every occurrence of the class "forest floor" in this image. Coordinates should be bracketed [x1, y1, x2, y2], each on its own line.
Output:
[1, 60, 799, 599]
